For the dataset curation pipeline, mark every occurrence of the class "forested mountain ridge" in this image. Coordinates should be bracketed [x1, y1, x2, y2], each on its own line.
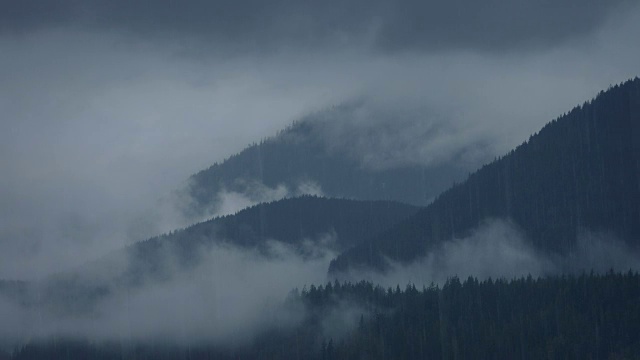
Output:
[128, 195, 419, 275]
[330, 78, 640, 274]
[183, 109, 469, 217]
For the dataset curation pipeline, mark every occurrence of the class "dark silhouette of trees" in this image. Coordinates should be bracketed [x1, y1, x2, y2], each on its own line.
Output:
[129, 195, 419, 278]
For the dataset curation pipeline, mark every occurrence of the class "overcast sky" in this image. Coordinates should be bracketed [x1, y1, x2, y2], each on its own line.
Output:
[1, 0, 640, 279]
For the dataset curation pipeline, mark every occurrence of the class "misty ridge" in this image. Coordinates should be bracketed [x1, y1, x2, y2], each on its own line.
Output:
[180, 100, 483, 222]
[2, 78, 640, 359]
[2, 1, 640, 358]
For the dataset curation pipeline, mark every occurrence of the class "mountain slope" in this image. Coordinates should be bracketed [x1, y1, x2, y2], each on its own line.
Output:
[330, 78, 640, 274]
[183, 108, 471, 218]
[130, 195, 419, 275]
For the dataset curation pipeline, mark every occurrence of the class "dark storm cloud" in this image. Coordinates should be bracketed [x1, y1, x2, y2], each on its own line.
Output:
[0, 0, 633, 53]
[373, 0, 634, 52]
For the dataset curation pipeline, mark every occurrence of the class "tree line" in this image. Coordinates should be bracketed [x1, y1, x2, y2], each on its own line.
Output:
[9, 271, 640, 359]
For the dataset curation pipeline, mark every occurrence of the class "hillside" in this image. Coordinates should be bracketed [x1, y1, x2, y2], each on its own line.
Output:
[127, 195, 419, 278]
[183, 109, 469, 218]
[330, 78, 640, 274]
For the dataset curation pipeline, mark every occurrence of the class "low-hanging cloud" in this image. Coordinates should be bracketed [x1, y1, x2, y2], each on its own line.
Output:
[0, 235, 339, 349]
[345, 220, 640, 288]
[0, 31, 347, 279]
[306, 100, 492, 171]
[205, 180, 324, 219]
[557, 230, 640, 274]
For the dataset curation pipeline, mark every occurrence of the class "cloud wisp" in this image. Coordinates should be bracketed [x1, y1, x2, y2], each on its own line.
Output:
[346, 220, 640, 288]
[184, 179, 324, 221]
[0, 235, 338, 348]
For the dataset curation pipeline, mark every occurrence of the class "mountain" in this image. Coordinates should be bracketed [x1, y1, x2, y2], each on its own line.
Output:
[125, 195, 418, 281]
[182, 106, 472, 218]
[330, 78, 640, 274]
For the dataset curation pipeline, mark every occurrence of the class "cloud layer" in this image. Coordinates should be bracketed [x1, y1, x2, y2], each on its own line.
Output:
[0, 237, 337, 347]
[1, 0, 635, 55]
